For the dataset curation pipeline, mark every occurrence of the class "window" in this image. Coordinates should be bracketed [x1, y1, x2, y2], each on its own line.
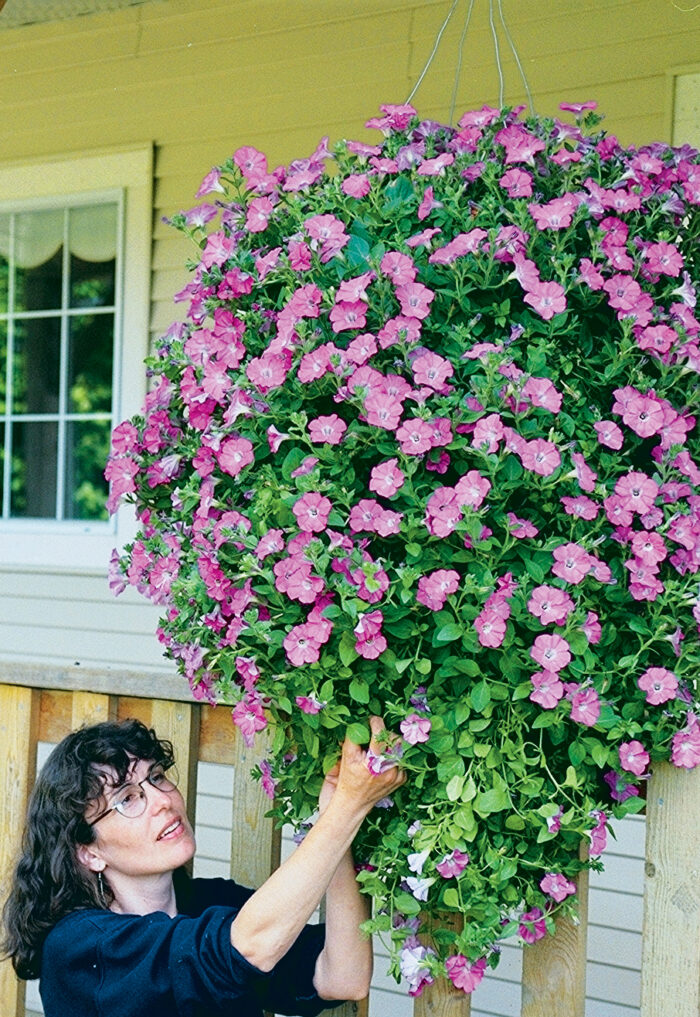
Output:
[0, 200, 118, 521]
[0, 147, 152, 569]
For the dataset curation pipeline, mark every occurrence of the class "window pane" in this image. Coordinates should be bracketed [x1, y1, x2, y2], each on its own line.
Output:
[64, 419, 110, 520]
[68, 314, 113, 413]
[69, 204, 117, 308]
[0, 214, 9, 314]
[12, 318, 61, 414]
[11, 420, 58, 518]
[0, 321, 6, 414]
[14, 209, 64, 312]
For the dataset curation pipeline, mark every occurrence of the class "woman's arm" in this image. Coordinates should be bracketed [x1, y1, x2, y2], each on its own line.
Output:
[312, 846, 372, 1000]
[229, 718, 404, 978]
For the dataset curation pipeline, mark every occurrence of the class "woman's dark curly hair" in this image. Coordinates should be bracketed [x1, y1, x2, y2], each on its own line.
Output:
[1, 718, 175, 980]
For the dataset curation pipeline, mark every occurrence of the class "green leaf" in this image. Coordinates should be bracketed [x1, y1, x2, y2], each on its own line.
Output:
[446, 775, 465, 801]
[346, 722, 370, 745]
[349, 677, 370, 703]
[470, 681, 491, 713]
[434, 622, 463, 644]
[339, 631, 358, 667]
[442, 887, 460, 908]
[345, 234, 371, 270]
[394, 891, 422, 915]
[591, 741, 610, 768]
[416, 657, 432, 675]
[474, 788, 509, 816]
[532, 712, 557, 729]
[568, 741, 586, 767]
[524, 557, 545, 582]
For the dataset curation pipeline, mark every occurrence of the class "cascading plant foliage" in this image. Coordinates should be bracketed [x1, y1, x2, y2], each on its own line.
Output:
[106, 100, 700, 995]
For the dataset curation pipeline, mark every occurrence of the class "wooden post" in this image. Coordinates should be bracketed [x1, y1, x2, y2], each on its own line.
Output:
[70, 691, 115, 730]
[0, 684, 40, 1017]
[641, 761, 700, 1017]
[521, 853, 589, 1017]
[146, 699, 200, 831]
[414, 913, 472, 1017]
[229, 724, 280, 888]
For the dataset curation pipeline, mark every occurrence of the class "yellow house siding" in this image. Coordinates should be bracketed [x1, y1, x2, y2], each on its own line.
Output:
[2, 0, 698, 338]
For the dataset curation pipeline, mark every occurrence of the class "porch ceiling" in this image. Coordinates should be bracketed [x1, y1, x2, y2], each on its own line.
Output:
[0, 0, 165, 29]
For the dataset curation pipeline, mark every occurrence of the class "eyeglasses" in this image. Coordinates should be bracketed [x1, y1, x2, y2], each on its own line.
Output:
[91, 763, 179, 824]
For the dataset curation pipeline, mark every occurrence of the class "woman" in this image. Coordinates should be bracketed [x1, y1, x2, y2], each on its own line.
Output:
[2, 715, 404, 1016]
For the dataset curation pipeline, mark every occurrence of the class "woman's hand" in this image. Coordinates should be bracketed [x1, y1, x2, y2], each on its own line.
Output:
[319, 716, 405, 816]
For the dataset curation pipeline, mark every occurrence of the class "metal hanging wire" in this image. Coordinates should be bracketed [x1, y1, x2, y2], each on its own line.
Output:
[405, 0, 535, 119]
[448, 0, 476, 125]
[497, 0, 535, 112]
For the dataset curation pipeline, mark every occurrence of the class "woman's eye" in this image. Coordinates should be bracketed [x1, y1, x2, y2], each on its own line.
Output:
[150, 770, 167, 785]
[118, 788, 140, 807]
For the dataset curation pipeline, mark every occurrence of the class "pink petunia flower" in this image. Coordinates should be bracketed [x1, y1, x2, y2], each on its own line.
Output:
[530, 634, 572, 672]
[396, 418, 435, 455]
[521, 376, 562, 413]
[570, 687, 601, 726]
[396, 282, 436, 320]
[295, 694, 325, 714]
[308, 414, 347, 445]
[474, 609, 507, 648]
[561, 495, 599, 521]
[523, 280, 567, 320]
[435, 848, 470, 878]
[529, 670, 565, 709]
[551, 543, 593, 584]
[232, 695, 267, 747]
[507, 512, 539, 538]
[368, 459, 405, 498]
[540, 872, 577, 902]
[444, 955, 487, 994]
[342, 173, 371, 198]
[671, 713, 700, 769]
[380, 251, 417, 285]
[594, 420, 624, 449]
[329, 300, 367, 333]
[216, 437, 254, 477]
[619, 740, 650, 776]
[527, 585, 575, 625]
[582, 611, 602, 644]
[638, 666, 678, 705]
[620, 393, 665, 438]
[520, 438, 561, 476]
[400, 714, 432, 745]
[519, 908, 547, 944]
[499, 167, 533, 198]
[283, 624, 322, 666]
[412, 351, 454, 390]
[292, 492, 332, 533]
[614, 472, 659, 515]
[454, 470, 491, 509]
[417, 569, 460, 611]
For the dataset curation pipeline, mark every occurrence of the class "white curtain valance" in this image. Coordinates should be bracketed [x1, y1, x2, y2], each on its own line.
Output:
[0, 204, 117, 269]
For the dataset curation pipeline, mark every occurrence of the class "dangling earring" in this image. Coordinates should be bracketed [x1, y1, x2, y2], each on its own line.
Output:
[96, 871, 108, 909]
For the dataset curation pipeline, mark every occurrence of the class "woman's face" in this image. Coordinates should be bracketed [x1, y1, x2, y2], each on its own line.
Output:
[80, 757, 196, 882]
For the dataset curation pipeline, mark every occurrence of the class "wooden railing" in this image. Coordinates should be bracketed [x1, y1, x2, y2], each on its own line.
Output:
[1, 671, 699, 1017]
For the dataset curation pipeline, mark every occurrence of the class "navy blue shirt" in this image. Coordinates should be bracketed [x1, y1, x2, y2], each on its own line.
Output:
[39, 877, 342, 1017]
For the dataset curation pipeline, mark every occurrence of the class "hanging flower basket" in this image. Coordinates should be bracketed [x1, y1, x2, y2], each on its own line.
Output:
[107, 101, 700, 995]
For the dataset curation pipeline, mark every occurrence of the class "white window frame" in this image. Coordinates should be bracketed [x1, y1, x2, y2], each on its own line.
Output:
[0, 145, 152, 570]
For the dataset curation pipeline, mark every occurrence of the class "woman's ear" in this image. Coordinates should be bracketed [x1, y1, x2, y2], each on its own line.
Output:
[76, 843, 105, 873]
